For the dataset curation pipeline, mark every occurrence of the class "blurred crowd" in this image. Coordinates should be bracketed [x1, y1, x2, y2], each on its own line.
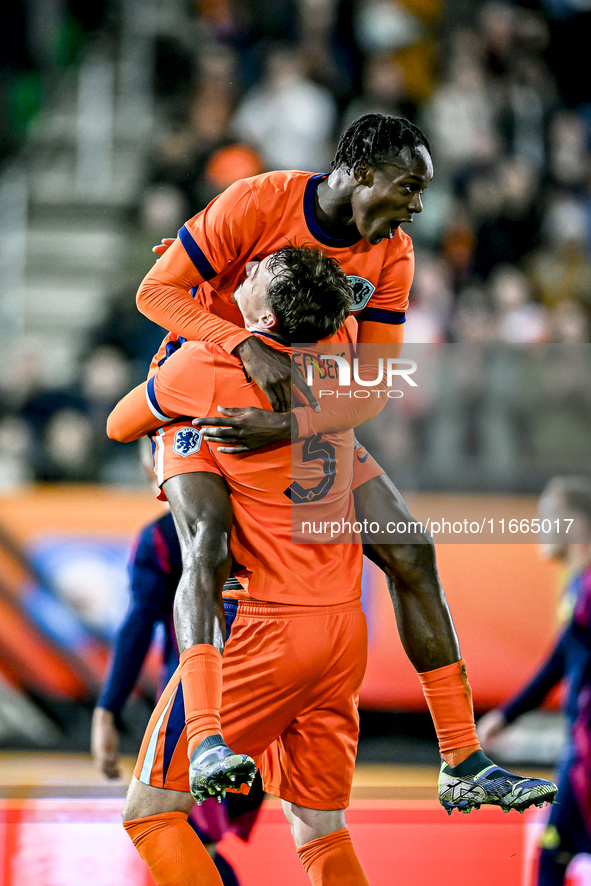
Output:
[1, 0, 591, 488]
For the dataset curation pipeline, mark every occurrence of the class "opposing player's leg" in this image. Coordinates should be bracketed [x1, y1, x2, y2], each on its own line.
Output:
[284, 803, 369, 886]
[354, 470, 557, 812]
[534, 747, 591, 885]
[162, 469, 255, 802]
[122, 777, 223, 886]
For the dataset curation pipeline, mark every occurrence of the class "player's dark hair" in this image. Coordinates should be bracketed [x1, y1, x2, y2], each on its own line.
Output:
[266, 245, 353, 342]
[545, 476, 591, 528]
[332, 114, 431, 172]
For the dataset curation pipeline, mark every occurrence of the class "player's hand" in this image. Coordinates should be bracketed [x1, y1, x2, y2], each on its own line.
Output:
[194, 406, 294, 453]
[233, 336, 319, 413]
[152, 237, 175, 256]
[91, 707, 121, 779]
[476, 709, 507, 748]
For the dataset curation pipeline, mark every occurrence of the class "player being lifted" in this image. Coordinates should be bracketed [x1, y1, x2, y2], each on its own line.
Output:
[113, 244, 385, 885]
[128, 114, 557, 812]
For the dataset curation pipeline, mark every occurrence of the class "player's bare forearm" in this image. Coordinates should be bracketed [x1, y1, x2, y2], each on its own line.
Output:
[233, 336, 319, 413]
[164, 473, 232, 653]
[195, 407, 294, 453]
[91, 707, 121, 780]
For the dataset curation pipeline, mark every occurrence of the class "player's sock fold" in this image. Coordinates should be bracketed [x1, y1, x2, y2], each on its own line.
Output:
[418, 658, 481, 766]
[441, 748, 492, 778]
[297, 828, 370, 886]
[123, 811, 223, 886]
[179, 644, 223, 757]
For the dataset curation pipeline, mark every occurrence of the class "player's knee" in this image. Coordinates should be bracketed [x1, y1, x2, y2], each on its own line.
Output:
[181, 523, 232, 582]
[122, 777, 193, 823]
[122, 781, 158, 822]
[282, 802, 345, 848]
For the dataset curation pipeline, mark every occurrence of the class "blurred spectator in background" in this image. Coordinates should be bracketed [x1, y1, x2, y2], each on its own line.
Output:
[527, 195, 591, 313]
[478, 477, 591, 886]
[41, 409, 96, 483]
[403, 250, 453, 343]
[342, 53, 411, 128]
[6, 0, 591, 493]
[547, 111, 590, 192]
[469, 158, 543, 279]
[550, 301, 590, 344]
[22, 345, 135, 483]
[489, 265, 549, 344]
[150, 44, 242, 215]
[423, 41, 498, 176]
[232, 43, 337, 170]
[0, 413, 33, 490]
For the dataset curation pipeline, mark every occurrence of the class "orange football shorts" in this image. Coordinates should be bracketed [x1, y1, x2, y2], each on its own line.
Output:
[135, 597, 367, 810]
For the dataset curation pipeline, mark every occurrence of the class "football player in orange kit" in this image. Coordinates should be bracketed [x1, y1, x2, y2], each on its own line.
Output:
[132, 114, 557, 813]
[117, 245, 386, 886]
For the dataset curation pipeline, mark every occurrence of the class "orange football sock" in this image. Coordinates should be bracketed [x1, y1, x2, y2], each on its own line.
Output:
[179, 644, 223, 758]
[418, 658, 481, 767]
[124, 811, 223, 886]
[297, 828, 370, 886]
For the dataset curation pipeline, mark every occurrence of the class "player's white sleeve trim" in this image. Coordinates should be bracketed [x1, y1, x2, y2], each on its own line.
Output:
[146, 377, 173, 423]
[154, 428, 166, 489]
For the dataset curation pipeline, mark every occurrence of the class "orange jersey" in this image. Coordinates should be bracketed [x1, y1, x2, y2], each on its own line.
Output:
[138, 170, 414, 364]
[136, 335, 372, 606]
[107, 315, 394, 454]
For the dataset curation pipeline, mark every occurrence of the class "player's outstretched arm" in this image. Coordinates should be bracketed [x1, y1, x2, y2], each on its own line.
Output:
[91, 707, 121, 779]
[478, 629, 567, 750]
[195, 387, 387, 452]
[476, 709, 508, 748]
[107, 383, 165, 442]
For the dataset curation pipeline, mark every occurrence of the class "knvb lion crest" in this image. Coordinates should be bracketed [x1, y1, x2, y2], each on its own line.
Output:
[346, 276, 376, 312]
[173, 427, 202, 457]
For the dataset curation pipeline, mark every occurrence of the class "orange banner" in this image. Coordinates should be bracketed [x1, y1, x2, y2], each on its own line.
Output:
[0, 487, 559, 709]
